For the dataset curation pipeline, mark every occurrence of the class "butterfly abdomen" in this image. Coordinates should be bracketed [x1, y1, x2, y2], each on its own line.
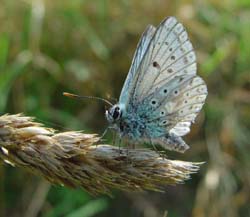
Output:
[150, 133, 189, 153]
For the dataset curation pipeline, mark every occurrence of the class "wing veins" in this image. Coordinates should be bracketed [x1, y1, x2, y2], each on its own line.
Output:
[139, 59, 196, 103]
[160, 49, 195, 73]
[142, 36, 190, 96]
[147, 101, 206, 124]
[140, 30, 187, 96]
[132, 19, 179, 102]
[143, 79, 206, 117]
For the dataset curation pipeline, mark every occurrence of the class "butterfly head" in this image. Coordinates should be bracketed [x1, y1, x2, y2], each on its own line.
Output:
[105, 104, 122, 123]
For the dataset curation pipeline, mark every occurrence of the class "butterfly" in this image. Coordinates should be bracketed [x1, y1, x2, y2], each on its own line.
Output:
[105, 16, 207, 153]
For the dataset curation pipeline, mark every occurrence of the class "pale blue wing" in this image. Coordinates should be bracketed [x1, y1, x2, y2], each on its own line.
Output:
[128, 17, 207, 138]
[139, 75, 207, 136]
[131, 17, 195, 102]
[119, 25, 156, 106]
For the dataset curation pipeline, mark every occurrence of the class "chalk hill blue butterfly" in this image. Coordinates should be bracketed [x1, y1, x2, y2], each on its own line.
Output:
[105, 16, 207, 153]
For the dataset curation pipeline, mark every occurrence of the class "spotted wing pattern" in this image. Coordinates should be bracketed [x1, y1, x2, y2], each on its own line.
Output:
[129, 17, 207, 145]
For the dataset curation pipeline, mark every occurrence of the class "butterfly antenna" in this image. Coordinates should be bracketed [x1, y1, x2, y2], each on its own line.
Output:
[63, 92, 113, 106]
[108, 96, 118, 104]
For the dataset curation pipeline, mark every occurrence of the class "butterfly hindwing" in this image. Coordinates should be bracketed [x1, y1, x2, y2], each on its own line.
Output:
[135, 74, 207, 152]
[168, 76, 207, 136]
[144, 75, 207, 135]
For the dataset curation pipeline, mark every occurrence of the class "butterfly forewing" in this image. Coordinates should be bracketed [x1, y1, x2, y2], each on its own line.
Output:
[132, 17, 196, 102]
[119, 25, 156, 106]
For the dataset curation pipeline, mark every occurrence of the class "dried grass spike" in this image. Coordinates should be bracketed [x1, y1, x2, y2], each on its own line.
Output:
[0, 114, 202, 195]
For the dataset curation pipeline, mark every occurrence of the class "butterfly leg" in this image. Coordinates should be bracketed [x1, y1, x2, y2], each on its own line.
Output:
[149, 139, 166, 158]
[120, 139, 134, 164]
[100, 126, 111, 140]
[125, 143, 133, 164]
[117, 137, 123, 156]
[119, 138, 131, 163]
[112, 130, 117, 146]
[149, 139, 158, 152]
[96, 126, 111, 147]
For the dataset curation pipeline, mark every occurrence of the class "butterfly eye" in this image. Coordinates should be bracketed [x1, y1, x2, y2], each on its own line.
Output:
[112, 107, 121, 120]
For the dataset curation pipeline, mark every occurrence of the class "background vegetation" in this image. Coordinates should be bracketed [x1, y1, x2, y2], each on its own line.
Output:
[0, 0, 250, 216]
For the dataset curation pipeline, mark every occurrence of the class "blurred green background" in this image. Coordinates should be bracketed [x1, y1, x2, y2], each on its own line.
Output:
[0, 0, 250, 216]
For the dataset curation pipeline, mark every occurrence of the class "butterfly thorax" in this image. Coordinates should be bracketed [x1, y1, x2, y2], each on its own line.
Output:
[106, 103, 166, 141]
